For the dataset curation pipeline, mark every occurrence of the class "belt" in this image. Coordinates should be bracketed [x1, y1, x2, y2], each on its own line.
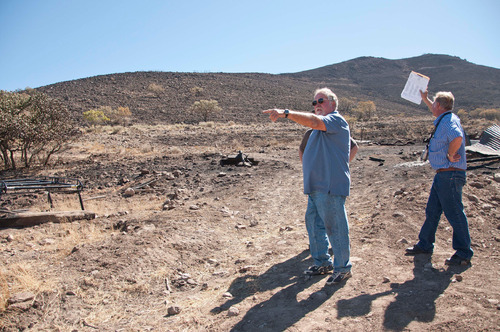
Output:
[436, 167, 464, 173]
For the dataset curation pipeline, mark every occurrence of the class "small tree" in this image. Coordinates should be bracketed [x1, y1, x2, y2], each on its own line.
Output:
[353, 101, 376, 120]
[189, 99, 222, 122]
[0, 90, 76, 169]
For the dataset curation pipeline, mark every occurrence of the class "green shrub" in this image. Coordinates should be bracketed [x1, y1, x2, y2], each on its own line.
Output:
[83, 109, 110, 125]
[83, 106, 132, 126]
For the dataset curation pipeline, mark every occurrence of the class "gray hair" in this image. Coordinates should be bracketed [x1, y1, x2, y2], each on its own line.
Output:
[434, 91, 455, 111]
[314, 87, 338, 111]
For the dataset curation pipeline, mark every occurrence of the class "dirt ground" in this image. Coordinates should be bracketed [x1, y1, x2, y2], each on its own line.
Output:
[1, 120, 499, 331]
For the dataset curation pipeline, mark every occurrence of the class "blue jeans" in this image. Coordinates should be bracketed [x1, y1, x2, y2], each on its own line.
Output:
[417, 171, 473, 260]
[305, 191, 352, 272]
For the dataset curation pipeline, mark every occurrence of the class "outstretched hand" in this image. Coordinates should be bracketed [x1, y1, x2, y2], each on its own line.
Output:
[262, 109, 284, 122]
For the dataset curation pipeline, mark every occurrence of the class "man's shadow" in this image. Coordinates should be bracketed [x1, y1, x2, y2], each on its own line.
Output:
[337, 255, 470, 331]
[211, 249, 343, 331]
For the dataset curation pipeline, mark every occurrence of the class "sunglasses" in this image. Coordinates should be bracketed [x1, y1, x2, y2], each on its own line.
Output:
[312, 98, 327, 106]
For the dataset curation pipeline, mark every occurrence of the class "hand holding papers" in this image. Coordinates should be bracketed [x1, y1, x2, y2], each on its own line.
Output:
[401, 71, 430, 104]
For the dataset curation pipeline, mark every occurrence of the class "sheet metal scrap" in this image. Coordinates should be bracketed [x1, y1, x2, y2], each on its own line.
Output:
[220, 151, 259, 167]
[466, 124, 500, 157]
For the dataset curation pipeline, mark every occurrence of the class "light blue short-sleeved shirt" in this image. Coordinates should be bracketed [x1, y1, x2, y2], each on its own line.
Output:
[429, 112, 467, 170]
[302, 111, 351, 196]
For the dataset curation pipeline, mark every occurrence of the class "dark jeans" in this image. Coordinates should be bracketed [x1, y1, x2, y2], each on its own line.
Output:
[417, 171, 473, 259]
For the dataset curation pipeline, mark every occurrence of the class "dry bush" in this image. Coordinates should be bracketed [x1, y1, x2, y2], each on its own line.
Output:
[0, 271, 9, 311]
[148, 83, 164, 98]
[199, 121, 215, 128]
[189, 99, 222, 122]
[190, 86, 204, 96]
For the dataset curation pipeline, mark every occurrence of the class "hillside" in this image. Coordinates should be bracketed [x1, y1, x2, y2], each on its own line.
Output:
[286, 54, 500, 110]
[36, 54, 500, 125]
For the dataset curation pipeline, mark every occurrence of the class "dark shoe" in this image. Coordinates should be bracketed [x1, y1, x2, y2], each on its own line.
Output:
[405, 245, 433, 255]
[326, 271, 352, 285]
[445, 254, 471, 266]
[303, 265, 333, 276]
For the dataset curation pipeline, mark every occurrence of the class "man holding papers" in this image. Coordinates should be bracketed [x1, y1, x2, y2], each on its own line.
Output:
[405, 89, 473, 266]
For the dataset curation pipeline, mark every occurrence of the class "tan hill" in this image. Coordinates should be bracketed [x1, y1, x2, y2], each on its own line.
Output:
[36, 53, 499, 125]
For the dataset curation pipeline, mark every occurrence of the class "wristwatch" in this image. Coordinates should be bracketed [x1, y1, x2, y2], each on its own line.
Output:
[284, 109, 290, 118]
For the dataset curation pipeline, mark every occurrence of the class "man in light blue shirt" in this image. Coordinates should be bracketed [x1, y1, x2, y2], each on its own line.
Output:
[406, 90, 473, 266]
[263, 87, 353, 285]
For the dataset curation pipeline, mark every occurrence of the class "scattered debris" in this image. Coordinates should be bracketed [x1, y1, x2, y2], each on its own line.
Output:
[466, 124, 500, 156]
[220, 151, 258, 167]
[369, 156, 385, 165]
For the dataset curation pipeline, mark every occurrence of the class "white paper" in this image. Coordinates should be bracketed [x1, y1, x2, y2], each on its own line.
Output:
[401, 71, 430, 104]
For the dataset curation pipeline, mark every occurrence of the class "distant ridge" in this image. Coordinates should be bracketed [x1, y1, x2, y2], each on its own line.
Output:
[283, 54, 500, 110]
[37, 54, 500, 124]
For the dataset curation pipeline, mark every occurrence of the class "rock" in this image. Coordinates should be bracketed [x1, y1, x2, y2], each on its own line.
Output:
[392, 212, 406, 218]
[179, 273, 191, 280]
[6, 234, 14, 242]
[222, 292, 233, 298]
[455, 275, 463, 282]
[239, 265, 255, 273]
[493, 173, 500, 183]
[218, 172, 227, 177]
[8, 292, 35, 304]
[398, 238, 409, 244]
[394, 188, 405, 196]
[382, 277, 391, 283]
[189, 205, 200, 210]
[310, 291, 328, 301]
[207, 259, 218, 265]
[123, 188, 135, 197]
[465, 193, 480, 203]
[167, 306, 181, 315]
[481, 204, 494, 211]
[8, 302, 32, 311]
[186, 279, 197, 285]
[227, 306, 240, 316]
[469, 181, 484, 189]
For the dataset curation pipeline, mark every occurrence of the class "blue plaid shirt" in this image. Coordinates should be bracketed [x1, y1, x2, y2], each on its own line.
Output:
[428, 112, 467, 170]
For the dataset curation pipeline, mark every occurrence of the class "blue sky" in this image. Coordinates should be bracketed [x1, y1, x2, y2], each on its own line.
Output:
[1, 0, 499, 91]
